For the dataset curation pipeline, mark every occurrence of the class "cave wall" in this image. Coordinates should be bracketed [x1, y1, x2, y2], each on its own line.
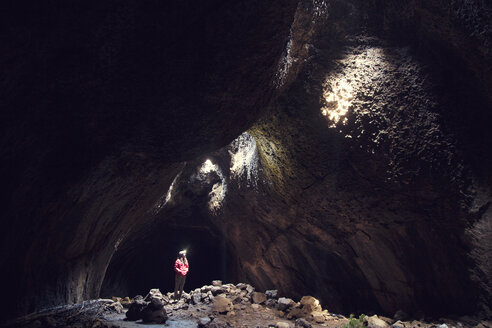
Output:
[0, 0, 300, 320]
[105, 0, 492, 317]
[227, 0, 492, 316]
[1, 0, 491, 322]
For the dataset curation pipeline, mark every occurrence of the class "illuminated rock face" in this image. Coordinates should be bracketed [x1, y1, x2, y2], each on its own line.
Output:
[1, 0, 492, 322]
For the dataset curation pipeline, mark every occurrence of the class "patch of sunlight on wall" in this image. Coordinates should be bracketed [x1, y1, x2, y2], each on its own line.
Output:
[150, 171, 181, 215]
[321, 78, 353, 127]
[321, 47, 389, 129]
[229, 132, 260, 189]
[198, 159, 227, 214]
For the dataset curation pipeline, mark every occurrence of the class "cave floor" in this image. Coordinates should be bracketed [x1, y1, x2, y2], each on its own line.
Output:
[100, 302, 347, 328]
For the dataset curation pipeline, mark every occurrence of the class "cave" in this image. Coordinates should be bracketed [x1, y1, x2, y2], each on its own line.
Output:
[1, 0, 491, 326]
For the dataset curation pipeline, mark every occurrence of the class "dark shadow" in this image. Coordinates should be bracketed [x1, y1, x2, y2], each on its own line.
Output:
[101, 213, 235, 299]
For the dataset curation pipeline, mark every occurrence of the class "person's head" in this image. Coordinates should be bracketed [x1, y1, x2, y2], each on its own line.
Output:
[178, 250, 187, 258]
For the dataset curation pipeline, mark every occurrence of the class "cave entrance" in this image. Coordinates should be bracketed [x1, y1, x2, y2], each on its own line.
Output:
[101, 213, 235, 299]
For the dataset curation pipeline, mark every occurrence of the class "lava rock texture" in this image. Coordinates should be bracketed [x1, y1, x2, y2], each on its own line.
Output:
[1, 0, 491, 323]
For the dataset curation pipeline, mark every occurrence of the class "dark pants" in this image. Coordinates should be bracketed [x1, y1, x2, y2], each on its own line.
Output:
[174, 274, 186, 299]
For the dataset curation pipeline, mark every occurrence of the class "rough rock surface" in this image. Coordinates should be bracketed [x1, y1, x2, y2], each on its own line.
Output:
[1, 0, 492, 323]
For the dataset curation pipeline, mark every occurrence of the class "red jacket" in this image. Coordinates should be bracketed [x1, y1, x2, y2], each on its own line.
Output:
[174, 258, 189, 276]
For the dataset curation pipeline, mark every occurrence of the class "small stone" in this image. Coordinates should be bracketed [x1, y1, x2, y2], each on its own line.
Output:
[236, 283, 248, 290]
[252, 292, 267, 304]
[266, 299, 277, 307]
[300, 296, 322, 313]
[212, 296, 233, 314]
[266, 290, 279, 299]
[198, 317, 212, 327]
[295, 318, 313, 328]
[212, 280, 223, 286]
[192, 293, 202, 305]
[367, 315, 390, 328]
[144, 288, 164, 301]
[278, 297, 295, 311]
[201, 286, 212, 293]
[276, 322, 291, 328]
[392, 320, 405, 328]
[252, 303, 260, 310]
[211, 286, 226, 295]
[246, 285, 255, 294]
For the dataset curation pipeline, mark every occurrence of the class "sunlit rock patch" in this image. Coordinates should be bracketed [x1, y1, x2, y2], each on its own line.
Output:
[228, 132, 261, 189]
[196, 159, 228, 213]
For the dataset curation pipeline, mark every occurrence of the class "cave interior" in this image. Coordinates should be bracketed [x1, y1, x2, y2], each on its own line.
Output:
[1, 0, 491, 324]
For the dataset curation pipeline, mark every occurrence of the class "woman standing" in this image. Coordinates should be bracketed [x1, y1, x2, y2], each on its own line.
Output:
[173, 250, 189, 300]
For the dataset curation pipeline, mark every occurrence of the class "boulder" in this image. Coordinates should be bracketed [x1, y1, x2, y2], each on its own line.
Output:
[311, 311, 326, 323]
[266, 299, 277, 307]
[141, 297, 167, 324]
[106, 301, 123, 313]
[300, 296, 322, 313]
[141, 307, 168, 324]
[212, 280, 222, 286]
[252, 292, 267, 304]
[278, 297, 295, 311]
[367, 315, 390, 328]
[212, 296, 233, 314]
[147, 297, 165, 310]
[295, 318, 313, 328]
[266, 290, 279, 299]
[126, 297, 147, 321]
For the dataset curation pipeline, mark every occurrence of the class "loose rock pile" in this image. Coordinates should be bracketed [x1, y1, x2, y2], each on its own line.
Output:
[102, 281, 491, 328]
[110, 280, 340, 326]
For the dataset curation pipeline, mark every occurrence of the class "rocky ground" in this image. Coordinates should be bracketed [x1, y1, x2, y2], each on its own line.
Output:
[4, 281, 491, 328]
